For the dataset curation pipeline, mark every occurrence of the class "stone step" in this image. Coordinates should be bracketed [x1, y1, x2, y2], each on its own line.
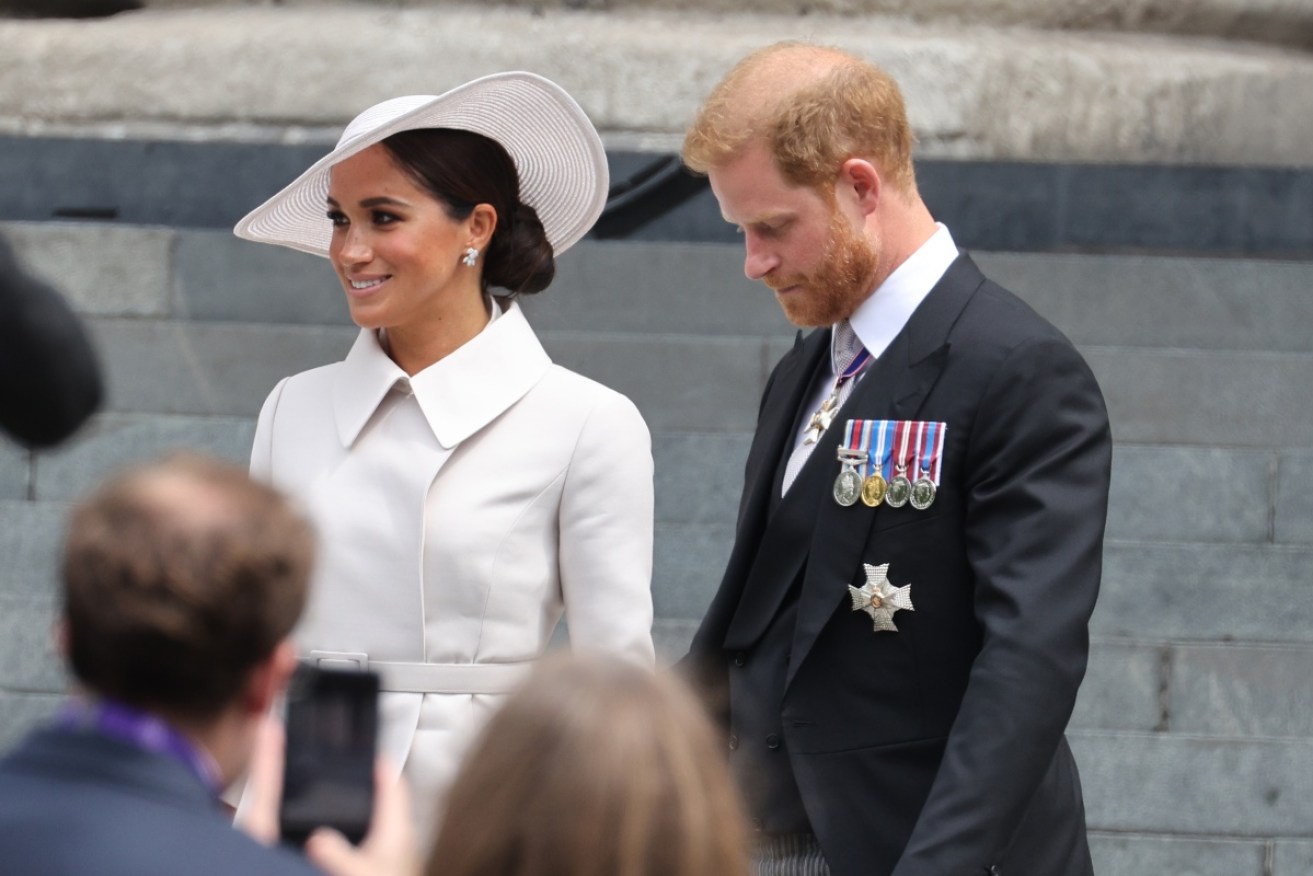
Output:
[1090, 832, 1301, 876]
[653, 527, 1313, 644]
[79, 314, 1313, 448]
[129, 0, 1313, 53]
[10, 223, 1313, 352]
[2, 7, 1312, 167]
[10, 416, 1295, 548]
[1073, 729, 1313, 837]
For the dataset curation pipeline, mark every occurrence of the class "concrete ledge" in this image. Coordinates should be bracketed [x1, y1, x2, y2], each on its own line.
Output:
[2, 8, 1312, 165]
[1074, 730, 1313, 834]
[33, 413, 256, 501]
[1096, 542, 1313, 643]
[0, 443, 27, 500]
[1170, 643, 1313, 739]
[0, 691, 62, 754]
[1089, 833, 1267, 876]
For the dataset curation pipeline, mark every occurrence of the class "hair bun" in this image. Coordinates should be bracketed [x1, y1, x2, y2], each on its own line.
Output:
[485, 201, 555, 297]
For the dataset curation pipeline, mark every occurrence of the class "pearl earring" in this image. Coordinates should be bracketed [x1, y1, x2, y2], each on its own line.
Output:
[462, 247, 479, 267]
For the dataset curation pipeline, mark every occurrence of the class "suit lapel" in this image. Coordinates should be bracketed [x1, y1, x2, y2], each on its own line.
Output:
[698, 329, 828, 650]
[784, 254, 986, 688]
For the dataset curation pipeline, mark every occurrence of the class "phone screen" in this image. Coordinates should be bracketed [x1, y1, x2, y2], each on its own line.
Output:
[279, 664, 379, 848]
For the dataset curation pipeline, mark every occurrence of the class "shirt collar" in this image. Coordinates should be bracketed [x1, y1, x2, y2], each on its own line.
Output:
[332, 298, 551, 449]
[835, 223, 959, 370]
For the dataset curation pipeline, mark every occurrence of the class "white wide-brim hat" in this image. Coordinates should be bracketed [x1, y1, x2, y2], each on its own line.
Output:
[234, 71, 608, 258]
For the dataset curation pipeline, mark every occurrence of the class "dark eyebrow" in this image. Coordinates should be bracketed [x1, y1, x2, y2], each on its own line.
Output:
[324, 196, 411, 209]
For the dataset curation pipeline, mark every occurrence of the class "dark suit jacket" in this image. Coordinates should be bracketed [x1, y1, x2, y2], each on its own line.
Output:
[687, 254, 1112, 876]
[0, 726, 320, 876]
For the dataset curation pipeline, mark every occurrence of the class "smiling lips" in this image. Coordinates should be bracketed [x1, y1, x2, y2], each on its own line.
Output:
[347, 276, 390, 294]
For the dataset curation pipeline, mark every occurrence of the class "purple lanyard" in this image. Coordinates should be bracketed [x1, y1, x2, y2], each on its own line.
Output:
[55, 698, 223, 795]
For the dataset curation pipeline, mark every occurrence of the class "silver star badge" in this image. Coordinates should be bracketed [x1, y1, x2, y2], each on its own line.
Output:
[848, 563, 914, 632]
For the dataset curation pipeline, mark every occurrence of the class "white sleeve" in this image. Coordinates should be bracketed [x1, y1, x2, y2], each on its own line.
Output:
[557, 390, 656, 667]
[249, 377, 289, 482]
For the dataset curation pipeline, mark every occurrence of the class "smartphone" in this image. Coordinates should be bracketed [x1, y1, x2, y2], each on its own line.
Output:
[278, 663, 380, 848]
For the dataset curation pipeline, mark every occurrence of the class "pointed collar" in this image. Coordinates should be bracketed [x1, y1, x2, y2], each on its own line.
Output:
[333, 299, 551, 449]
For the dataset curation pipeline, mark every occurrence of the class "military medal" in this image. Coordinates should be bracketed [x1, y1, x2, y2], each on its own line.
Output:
[861, 418, 889, 507]
[884, 421, 913, 508]
[909, 421, 936, 510]
[833, 447, 864, 507]
[849, 562, 915, 632]
[803, 346, 873, 446]
[802, 394, 839, 446]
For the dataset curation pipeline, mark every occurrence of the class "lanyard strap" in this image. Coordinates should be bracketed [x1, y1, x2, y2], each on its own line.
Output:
[56, 697, 222, 794]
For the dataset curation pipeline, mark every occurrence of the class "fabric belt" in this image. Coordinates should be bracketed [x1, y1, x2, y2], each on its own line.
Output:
[308, 650, 533, 695]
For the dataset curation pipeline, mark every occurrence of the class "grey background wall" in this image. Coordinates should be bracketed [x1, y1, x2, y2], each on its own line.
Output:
[2, 2, 1313, 873]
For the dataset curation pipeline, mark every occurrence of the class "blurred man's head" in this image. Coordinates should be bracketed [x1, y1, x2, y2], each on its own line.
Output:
[61, 454, 313, 732]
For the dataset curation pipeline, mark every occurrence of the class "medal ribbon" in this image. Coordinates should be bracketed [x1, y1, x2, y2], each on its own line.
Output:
[892, 419, 912, 477]
[919, 421, 947, 484]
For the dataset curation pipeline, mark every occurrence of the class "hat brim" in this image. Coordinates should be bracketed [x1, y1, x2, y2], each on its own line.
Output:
[233, 71, 608, 259]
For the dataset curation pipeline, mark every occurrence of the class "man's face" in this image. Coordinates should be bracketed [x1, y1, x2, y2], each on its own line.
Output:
[708, 141, 879, 328]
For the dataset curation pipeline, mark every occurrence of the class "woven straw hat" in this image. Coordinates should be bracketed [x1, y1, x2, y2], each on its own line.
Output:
[234, 71, 608, 258]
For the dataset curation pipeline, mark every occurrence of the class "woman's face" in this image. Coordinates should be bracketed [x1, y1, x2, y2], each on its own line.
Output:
[326, 144, 478, 333]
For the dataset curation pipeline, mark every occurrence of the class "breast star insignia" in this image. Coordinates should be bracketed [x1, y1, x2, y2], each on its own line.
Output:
[848, 562, 915, 632]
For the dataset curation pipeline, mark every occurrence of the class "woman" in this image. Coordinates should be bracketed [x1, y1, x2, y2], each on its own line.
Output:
[233, 72, 655, 833]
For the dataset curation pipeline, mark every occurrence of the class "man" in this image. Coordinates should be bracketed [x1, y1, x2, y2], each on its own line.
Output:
[0, 231, 102, 448]
[681, 43, 1112, 876]
[0, 455, 321, 876]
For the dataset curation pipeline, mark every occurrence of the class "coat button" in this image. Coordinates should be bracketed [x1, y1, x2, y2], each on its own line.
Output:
[733, 651, 746, 667]
[766, 734, 780, 750]
[728, 734, 739, 751]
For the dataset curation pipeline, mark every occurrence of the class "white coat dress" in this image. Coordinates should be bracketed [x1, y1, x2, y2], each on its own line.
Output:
[250, 298, 655, 835]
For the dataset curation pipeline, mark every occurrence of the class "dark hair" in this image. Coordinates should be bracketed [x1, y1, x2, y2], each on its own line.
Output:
[428, 655, 752, 876]
[382, 128, 555, 297]
[61, 454, 314, 720]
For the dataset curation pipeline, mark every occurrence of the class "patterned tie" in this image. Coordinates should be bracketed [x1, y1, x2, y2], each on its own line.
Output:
[781, 320, 868, 495]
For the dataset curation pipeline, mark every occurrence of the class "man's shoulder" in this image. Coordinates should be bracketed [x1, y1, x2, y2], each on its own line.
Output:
[0, 730, 319, 876]
[948, 263, 1081, 361]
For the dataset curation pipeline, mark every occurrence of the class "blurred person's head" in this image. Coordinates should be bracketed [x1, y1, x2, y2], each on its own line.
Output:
[60, 453, 314, 781]
[428, 655, 752, 876]
[683, 42, 936, 328]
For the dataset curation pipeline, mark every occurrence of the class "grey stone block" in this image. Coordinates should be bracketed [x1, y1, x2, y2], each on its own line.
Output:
[1106, 445, 1271, 544]
[653, 431, 752, 526]
[1096, 542, 1313, 643]
[89, 318, 355, 417]
[540, 332, 775, 433]
[1073, 729, 1313, 834]
[525, 241, 792, 338]
[0, 501, 66, 600]
[34, 413, 256, 502]
[0, 691, 62, 755]
[0, 595, 65, 693]
[173, 230, 349, 325]
[1070, 640, 1163, 733]
[0, 442, 28, 500]
[1170, 643, 1313, 738]
[978, 252, 1313, 354]
[1274, 451, 1313, 545]
[1274, 841, 1313, 876]
[1088, 832, 1266, 876]
[1086, 347, 1313, 448]
[653, 618, 699, 666]
[653, 523, 733, 620]
[1, 221, 174, 318]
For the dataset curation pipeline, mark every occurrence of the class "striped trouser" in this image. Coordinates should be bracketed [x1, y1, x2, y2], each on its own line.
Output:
[755, 833, 832, 876]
